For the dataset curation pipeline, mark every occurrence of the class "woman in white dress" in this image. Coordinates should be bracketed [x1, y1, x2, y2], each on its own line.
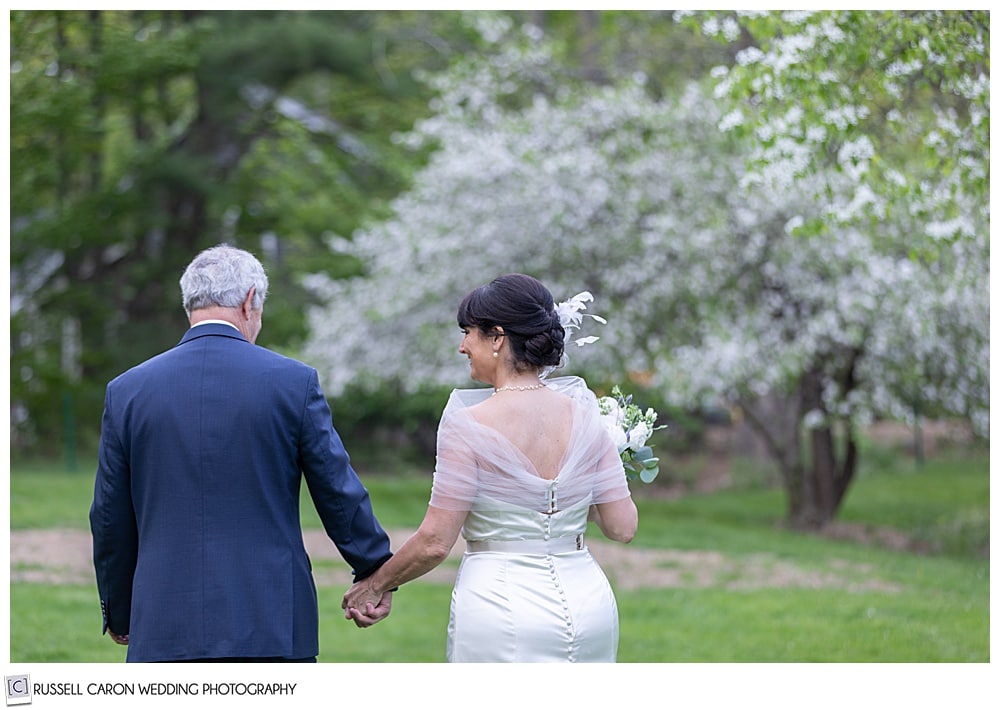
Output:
[342, 274, 638, 662]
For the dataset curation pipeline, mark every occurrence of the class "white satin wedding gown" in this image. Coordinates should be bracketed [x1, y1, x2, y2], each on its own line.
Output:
[429, 377, 632, 663]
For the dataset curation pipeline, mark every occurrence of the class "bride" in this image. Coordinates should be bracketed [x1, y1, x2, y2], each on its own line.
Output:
[342, 273, 638, 662]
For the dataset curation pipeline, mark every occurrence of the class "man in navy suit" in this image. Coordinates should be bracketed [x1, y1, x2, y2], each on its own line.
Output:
[90, 244, 394, 662]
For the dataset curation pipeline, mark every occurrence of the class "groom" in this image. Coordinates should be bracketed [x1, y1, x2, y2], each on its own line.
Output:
[90, 244, 394, 662]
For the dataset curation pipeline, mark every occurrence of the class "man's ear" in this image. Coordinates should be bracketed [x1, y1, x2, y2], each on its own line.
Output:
[242, 287, 256, 316]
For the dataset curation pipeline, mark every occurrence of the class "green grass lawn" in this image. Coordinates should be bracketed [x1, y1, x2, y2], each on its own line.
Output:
[8, 450, 989, 662]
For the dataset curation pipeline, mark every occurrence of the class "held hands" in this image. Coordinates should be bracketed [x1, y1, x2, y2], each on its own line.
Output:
[342, 579, 392, 628]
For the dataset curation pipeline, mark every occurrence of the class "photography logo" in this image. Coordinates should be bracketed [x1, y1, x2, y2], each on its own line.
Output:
[4, 675, 31, 706]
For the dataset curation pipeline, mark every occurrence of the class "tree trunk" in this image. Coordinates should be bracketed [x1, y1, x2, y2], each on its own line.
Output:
[834, 426, 858, 511]
[740, 366, 861, 530]
[738, 392, 804, 522]
[793, 367, 860, 528]
[801, 368, 835, 525]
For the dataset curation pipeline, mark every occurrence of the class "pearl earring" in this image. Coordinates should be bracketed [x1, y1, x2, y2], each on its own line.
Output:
[493, 351, 499, 358]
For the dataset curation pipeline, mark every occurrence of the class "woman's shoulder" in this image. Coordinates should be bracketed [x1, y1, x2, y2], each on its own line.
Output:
[544, 376, 599, 406]
[440, 386, 492, 424]
[445, 386, 492, 409]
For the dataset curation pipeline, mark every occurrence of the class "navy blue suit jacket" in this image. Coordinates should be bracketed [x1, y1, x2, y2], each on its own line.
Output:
[90, 323, 392, 662]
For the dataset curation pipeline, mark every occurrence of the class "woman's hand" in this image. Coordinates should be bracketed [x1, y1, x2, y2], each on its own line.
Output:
[342, 579, 392, 628]
[339, 505, 466, 629]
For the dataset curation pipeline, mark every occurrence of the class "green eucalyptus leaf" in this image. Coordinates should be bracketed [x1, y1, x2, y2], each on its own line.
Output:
[634, 446, 654, 460]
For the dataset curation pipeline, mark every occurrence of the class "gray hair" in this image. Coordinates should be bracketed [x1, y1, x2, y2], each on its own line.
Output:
[180, 245, 269, 317]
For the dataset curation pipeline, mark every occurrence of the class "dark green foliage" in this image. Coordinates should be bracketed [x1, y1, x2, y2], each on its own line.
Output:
[9, 10, 467, 453]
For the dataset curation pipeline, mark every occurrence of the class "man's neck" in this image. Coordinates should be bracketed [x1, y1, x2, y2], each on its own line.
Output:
[189, 307, 240, 330]
[189, 305, 258, 344]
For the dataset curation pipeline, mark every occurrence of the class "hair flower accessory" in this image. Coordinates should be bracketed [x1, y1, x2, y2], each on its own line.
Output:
[555, 291, 607, 347]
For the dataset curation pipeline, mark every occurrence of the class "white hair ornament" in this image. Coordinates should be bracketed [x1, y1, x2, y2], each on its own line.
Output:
[554, 291, 606, 348]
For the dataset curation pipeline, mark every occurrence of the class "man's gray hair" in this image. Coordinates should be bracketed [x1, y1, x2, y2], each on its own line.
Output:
[180, 245, 269, 317]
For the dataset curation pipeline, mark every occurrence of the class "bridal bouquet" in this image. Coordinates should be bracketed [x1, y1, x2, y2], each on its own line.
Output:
[552, 291, 664, 482]
[597, 386, 665, 483]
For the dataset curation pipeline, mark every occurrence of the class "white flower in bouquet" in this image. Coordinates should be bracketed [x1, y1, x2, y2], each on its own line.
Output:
[627, 420, 651, 451]
[598, 403, 629, 451]
[597, 385, 665, 483]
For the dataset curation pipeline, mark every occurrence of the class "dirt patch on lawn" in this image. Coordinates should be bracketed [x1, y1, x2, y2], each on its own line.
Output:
[9, 528, 901, 593]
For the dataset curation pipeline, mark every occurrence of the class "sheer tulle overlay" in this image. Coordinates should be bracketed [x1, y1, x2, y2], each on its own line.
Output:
[430, 377, 631, 663]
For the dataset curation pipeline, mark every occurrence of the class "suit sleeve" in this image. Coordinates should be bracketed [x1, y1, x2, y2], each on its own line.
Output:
[89, 387, 139, 636]
[298, 370, 393, 581]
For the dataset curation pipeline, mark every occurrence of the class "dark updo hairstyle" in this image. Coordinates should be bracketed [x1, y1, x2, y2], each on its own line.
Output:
[457, 274, 565, 373]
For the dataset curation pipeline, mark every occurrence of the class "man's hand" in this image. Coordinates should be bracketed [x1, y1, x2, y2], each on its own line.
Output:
[109, 630, 129, 645]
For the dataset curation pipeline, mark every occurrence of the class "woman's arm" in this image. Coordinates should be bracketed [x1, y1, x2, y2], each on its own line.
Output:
[589, 497, 638, 543]
[343, 505, 467, 618]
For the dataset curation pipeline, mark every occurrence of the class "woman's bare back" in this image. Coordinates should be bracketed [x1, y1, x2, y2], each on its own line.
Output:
[469, 388, 574, 479]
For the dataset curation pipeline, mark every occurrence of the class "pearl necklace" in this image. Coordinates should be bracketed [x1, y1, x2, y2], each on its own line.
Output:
[492, 382, 546, 396]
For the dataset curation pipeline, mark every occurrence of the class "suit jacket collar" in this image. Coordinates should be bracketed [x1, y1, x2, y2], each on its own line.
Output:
[179, 323, 250, 346]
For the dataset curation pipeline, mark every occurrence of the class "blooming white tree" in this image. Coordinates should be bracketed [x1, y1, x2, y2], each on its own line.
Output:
[304, 14, 988, 527]
[672, 9, 989, 524]
[303, 17, 702, 394]
[683, 10, 989, 251]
